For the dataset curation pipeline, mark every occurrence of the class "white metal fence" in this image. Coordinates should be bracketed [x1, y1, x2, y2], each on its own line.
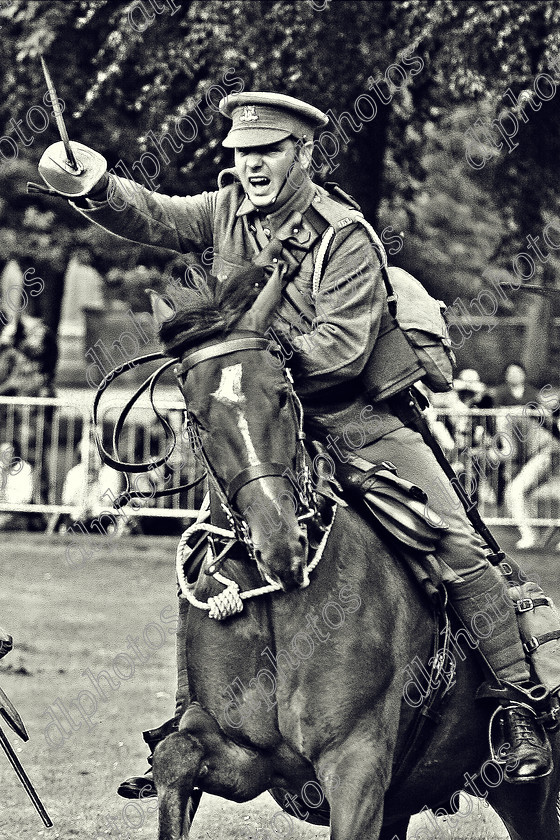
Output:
[428, 406, 560, 528]
[0, 395, 203, 533]
[0, 397, 558, 532]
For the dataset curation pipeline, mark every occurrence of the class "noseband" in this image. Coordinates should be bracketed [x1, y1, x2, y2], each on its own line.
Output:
[176, 333, 317, 556]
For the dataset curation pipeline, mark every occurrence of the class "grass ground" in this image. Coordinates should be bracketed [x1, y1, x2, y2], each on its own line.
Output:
[0, 529, 555, 839]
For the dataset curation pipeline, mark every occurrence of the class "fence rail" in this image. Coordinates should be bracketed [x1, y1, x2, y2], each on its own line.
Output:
[427, 405, 560, 527]
[0, 397, 558, 532]
[0, 394, 203, 533]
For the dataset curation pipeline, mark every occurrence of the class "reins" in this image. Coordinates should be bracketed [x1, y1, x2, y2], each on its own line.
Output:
[92, 352, 207, 507]
[92, 328, 332, 617]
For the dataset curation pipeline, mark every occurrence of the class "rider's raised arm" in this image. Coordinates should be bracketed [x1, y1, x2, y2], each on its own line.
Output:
[37, 140, 218, 254]
[71, 174, 218, 255]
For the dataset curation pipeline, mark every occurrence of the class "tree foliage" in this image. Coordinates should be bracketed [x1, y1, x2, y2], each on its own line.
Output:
[1, 0, 560, 343]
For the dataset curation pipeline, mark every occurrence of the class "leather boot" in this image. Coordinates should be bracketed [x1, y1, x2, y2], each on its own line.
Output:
[478, 680, 554, 783]
[496, 703, 553, 783]
[117, 717, 178, 799]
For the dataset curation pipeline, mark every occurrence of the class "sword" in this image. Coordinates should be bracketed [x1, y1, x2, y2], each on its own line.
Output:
[0, 726, 53, 828]
[0, 633, 53, 828]
[39, 54, 83, 174]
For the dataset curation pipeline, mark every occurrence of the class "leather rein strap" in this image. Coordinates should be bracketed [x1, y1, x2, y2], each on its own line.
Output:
[92, 352, 206, 506]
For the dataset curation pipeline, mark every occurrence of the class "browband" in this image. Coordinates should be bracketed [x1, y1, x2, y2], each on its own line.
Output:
[176, 336, 271, 377]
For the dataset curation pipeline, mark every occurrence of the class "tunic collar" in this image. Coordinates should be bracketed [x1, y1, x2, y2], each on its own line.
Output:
[236, 173, 317, 232]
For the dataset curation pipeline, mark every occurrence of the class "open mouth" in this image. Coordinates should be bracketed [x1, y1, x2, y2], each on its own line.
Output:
[248, 176, 271, 189]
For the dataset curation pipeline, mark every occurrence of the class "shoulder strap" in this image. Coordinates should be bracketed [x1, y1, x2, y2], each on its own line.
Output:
[311, 214, 394, 313]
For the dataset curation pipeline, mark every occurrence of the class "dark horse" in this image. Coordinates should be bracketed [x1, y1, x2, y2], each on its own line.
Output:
[147, 269, 560, 840]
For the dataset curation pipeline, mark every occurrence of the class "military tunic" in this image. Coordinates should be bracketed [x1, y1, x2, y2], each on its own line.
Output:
[74, 170, 404, 445]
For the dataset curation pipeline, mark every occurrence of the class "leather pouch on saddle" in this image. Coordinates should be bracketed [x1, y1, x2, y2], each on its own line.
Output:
[336, 457, 448, 554]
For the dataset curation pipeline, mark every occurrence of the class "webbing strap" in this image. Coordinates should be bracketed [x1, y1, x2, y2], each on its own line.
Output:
[524, 630, 560, 654]
[515, 597, 552, 613]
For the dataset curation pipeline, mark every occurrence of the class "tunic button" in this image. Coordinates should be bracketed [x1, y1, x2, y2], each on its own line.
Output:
[292, 227, 300, 234]
[263, 227, 271, 238]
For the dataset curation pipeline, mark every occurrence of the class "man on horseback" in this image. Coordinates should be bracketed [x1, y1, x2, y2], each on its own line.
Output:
[36, 90, 555, 792]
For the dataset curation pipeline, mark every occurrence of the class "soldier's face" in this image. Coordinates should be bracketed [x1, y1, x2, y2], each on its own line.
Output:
[234, 138, 304, 208]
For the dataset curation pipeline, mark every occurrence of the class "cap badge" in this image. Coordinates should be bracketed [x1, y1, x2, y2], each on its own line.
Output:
[239, 105, 259, 122]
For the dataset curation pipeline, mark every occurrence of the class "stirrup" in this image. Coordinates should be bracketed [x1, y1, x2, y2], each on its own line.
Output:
[476, 679, 550, 710]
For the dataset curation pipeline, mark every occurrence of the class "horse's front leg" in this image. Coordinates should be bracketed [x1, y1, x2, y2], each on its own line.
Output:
[154, 702, 277, 840]
[320, 731, 394, 840]
[153, 731, 204, 840]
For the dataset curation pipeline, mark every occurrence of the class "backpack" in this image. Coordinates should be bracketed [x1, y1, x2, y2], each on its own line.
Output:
[311, 211, 456, 401]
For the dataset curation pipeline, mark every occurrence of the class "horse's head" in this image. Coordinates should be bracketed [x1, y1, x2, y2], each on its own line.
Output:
[153, 268, 314, 591]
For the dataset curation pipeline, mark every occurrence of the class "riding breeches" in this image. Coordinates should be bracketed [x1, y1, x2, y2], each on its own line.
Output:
[355, 425, 530, 684]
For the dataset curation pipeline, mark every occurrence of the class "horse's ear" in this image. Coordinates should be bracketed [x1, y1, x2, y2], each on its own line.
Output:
[145, 288, 176, 326]
[237, 264, 286, 332]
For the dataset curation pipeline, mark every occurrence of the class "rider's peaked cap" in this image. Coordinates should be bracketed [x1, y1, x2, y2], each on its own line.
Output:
[219, 92, 329, 148]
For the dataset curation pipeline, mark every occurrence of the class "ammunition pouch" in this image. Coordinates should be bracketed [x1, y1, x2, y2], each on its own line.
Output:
[337, 457, 448, 554]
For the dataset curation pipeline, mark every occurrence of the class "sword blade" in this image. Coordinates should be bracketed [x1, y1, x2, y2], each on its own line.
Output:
[0, 726, 53, 827]
[40, 54, 79, 172]
[0, 685, 28, 742]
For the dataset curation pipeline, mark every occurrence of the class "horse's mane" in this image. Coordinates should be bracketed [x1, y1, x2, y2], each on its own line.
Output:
[158, 266, 265, 358]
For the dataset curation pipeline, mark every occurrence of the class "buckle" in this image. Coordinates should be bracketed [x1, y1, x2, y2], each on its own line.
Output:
[524, 636, 540, 654]
[516, 598, 534, 613]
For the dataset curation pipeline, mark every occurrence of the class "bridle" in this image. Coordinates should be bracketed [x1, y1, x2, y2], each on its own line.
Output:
[175, 331, 317, 561]
[92, 331, 317, 568]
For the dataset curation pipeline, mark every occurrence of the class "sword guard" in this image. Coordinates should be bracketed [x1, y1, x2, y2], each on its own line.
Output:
[49, 154, 85, 176]
[38, 141, 107, 198]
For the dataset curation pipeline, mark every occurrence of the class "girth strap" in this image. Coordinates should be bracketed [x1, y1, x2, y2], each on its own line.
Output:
[227, 462, 288, 501]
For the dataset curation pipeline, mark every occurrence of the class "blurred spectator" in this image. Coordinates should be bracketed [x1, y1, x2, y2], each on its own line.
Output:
[493, 361, 540, 409]
[492, 362, 560, 548]
[505, 431, 560, 549]
[492, 362, 540, 511]
[0, 315, 57, 508]
[448, 369, 497, 507]
[0, 441, 34, 531]
[59, 431, 127, 535]
[0, 315, 56, 397]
